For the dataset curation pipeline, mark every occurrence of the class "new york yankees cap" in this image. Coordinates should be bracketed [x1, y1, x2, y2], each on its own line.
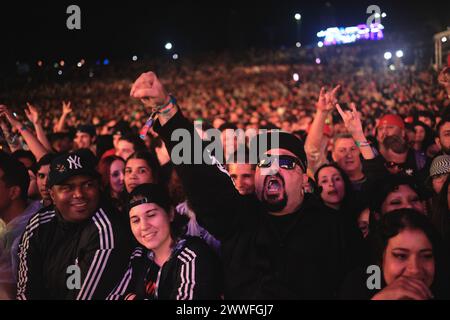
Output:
[48, 149, 100, 188]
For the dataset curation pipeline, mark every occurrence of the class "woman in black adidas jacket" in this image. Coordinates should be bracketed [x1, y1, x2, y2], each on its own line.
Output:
[107, 184, 222, 300]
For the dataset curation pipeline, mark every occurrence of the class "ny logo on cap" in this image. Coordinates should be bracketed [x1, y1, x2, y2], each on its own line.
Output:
[67, 155, 83, 170]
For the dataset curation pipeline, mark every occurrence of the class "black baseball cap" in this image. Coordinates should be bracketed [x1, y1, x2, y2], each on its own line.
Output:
[127, 183, 171, 212]
[48, 149, 100, 188]
[77, 125, 96, 137]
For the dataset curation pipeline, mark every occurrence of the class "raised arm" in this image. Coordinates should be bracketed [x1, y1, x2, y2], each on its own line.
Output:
[304, 86, 340, 174]
[335, 103, 375, 160]
[25, 103, 53, 152]
[55, 101, 72, 133]
[0, 117, 22, 153]
[130, 72, 245, 241]
[0, 105, 48, 160]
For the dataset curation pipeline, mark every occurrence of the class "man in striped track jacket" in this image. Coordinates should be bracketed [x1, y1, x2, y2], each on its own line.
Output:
[16, 149, 132, 300]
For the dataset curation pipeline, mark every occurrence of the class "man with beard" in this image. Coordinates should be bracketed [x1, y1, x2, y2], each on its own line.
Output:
[130, 71, 363, 299]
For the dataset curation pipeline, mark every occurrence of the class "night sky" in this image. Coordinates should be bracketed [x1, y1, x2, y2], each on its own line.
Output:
[0, 0, 448, 63]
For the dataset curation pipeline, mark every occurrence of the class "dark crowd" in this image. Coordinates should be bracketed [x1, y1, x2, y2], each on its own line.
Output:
[1, 42, 450, 300]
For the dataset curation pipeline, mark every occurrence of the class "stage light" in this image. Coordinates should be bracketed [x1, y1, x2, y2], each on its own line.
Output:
[165, 42, 173, 50]
[318, 41, 324, 48]
[103, 59, 110, 65]
[53, 62, 59, 68]
[37, 60, 43, 67]
[172, 53, 179, 60]
[396, 50, 404, 58]
[60, 60, 65, 67]
[89, 71, 94, 78]
[442, 37, 448, 43]
[77, 62, 82, 68]
[381, 12, 387, 18]
[375, 13, 381, 19]
[389, 65, 396, 71]
[293, 73, 299, 82]
[294, 13, 301, 21]
[132, 55, 138, 61]
[58, 70, 63, 75]
[384, 52, 392, 60]
[296, 42, 301, 48]
[315, 58, 321, 64]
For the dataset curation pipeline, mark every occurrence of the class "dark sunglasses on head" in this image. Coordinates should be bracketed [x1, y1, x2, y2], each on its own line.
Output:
[257, 155, 304, 171]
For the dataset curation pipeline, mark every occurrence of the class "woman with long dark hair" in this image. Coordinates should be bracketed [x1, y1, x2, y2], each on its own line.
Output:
[340, 209, 450, 299]
[314, 163, 354, 215]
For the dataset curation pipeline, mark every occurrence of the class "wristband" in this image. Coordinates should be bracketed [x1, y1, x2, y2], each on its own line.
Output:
[156, 95, 176, 112]
[355, 140, 370, 148]
[139, 95, 177, 140]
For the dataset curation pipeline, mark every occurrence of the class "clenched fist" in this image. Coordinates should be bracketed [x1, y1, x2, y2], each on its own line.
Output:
[130, 72, 170, 108]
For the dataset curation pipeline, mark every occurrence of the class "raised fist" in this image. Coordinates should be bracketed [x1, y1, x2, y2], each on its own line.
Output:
[130, 71, 170, 108]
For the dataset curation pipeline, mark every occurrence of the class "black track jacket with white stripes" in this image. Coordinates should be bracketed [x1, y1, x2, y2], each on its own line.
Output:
[16, 205, 132, 300]
[154, 111, 364, 299]
[107, 236, 222, 300]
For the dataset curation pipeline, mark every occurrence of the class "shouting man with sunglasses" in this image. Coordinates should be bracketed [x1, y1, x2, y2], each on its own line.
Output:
[130, 71, 363, 299]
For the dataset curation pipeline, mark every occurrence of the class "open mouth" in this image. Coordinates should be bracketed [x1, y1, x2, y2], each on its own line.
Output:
[264, 175, 284, 196]
[327, 190, 338, 196]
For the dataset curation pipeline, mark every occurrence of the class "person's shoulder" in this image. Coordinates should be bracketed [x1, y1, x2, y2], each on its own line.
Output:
[90, 205, 124, 228]
[177, 236, 217, 259]
[27, 206, 57, 225]
[22, 206, 57, 237]
[301, 195, 335, 219]
[128, 246, 146, 263]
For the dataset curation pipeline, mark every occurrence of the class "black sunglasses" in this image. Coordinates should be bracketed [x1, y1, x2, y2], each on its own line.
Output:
[257, 155, 305, 171]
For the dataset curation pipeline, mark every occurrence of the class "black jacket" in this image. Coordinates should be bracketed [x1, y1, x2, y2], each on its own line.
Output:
[16, 204, 132, 300]
[107, 236, 222, 300]
[154, 111, 364, 299]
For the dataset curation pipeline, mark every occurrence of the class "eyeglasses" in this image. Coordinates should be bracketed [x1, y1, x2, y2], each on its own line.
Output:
[384, 161, 405, 170]
[257, 155, 305, 171]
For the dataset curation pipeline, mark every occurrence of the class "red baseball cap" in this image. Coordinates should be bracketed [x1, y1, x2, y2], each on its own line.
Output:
[377, 114, 405, 130]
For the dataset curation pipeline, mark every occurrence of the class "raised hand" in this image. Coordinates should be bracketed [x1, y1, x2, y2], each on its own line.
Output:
[372, 276, 433, 300]
[62, 101, 72, 115]
[335, 102, 364, 136]
[0, 105, 22, 129]
[130, 71, 170, 108]
[316, 85, 341, 113]
[25, 102, 40, 124]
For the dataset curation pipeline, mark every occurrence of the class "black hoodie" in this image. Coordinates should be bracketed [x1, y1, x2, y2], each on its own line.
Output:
[154, 111, 364, 299]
